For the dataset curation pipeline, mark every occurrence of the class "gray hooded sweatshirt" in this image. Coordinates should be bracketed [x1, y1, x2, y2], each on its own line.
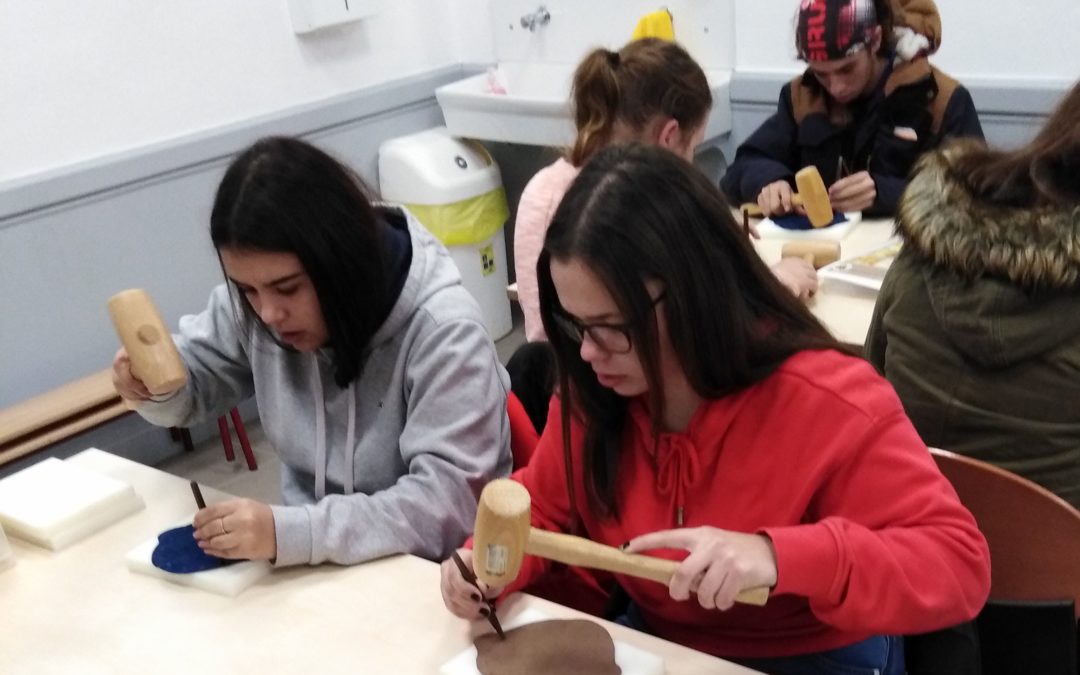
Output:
[138, 209, 512, 565]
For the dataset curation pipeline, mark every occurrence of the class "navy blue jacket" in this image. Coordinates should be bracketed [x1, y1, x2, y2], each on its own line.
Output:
[720, 58, 984, 217]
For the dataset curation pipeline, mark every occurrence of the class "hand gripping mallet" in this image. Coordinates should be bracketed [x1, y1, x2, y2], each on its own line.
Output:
[107, 289, 188, 399]
[741, 166, 835, 228]
[472, 479, 769, 607]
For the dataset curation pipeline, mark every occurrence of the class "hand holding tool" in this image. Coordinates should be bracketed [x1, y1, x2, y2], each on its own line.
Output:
[451, 551, 505, 639]
[108, 289, 187, 396]
[472, 480, 769, 607]
[741, 166, 835, 228]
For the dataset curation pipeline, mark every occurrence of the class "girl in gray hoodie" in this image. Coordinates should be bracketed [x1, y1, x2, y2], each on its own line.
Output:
[112, 137, 512, 567]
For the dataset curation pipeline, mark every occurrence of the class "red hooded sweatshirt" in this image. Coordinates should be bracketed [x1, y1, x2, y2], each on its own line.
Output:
[502, 349, 990, 659]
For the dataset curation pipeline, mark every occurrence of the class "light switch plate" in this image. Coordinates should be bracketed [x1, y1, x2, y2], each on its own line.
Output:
[287, 0, 381, 34]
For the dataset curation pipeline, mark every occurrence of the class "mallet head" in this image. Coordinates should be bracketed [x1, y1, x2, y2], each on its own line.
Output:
[472, 479, 532, 588]
[780, 241, 841, 269]
[108, 289, 187, 396]
[795, 166, 834, 228]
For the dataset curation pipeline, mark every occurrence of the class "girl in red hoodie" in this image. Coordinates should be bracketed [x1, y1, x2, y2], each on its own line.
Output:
[441, 144, 989, 674]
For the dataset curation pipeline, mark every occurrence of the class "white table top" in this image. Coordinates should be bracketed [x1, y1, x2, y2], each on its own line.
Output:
[1, 449, 760, 675]
[753, 218, 895, 346]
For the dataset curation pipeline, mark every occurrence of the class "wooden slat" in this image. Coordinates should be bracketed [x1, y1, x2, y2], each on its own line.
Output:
[0, 370, 118, 446]
[0, 399, 130, 467]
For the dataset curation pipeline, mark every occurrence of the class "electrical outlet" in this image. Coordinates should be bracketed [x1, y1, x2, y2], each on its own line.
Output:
[287, 0, 381, 34]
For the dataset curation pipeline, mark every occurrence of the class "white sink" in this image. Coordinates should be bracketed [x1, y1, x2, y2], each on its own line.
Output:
[436, 62, 732, 148]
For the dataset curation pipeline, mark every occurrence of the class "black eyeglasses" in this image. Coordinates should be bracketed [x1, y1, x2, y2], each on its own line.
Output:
[551, 293, 666, 354]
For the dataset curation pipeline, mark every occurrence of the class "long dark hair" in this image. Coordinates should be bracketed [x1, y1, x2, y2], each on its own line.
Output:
[944, 79, 1080, 208]
[210, 136, 390, 387]
[569, 38, 711, 166]
[538, 144, 849, 517]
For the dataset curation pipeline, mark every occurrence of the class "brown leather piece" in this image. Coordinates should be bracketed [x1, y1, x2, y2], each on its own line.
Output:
[475, 619, 622, 675]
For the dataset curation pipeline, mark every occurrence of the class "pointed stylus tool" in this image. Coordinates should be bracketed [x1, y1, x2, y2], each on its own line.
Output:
[190, 480, 206, 510]
[451, 551, 505, 640]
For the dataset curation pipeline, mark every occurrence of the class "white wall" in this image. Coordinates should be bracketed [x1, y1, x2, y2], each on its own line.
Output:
[935, 0, 1080, 83]
[734, 0, 1080, 85]
[7, 0, 1072, 186]
[487, 0, 734, 71]
[0, 0, 468, 183]
[442, 0, 496, 65]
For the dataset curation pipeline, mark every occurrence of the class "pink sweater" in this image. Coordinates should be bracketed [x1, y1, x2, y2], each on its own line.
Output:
[513, 158, 581, 342]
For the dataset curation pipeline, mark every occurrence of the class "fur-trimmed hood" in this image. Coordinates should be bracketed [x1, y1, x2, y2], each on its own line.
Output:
[893, 146, 1080, 367]
[898, 147, 1080, 290]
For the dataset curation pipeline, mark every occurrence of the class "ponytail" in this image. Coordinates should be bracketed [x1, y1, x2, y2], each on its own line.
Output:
[569, 48, 621, 166]
[567, 39, 711, 167]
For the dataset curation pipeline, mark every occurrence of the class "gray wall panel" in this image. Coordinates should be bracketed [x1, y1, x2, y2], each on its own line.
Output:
[1, 72, 458, 411]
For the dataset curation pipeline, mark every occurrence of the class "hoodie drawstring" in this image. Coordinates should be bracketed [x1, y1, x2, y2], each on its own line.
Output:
[311, 363, 327, 500]
[344, 385, 355, 495]
[654, 435, 702, 527]
[311, 357, 356, 499]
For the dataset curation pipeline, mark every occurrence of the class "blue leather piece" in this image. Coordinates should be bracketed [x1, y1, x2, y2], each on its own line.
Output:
[151, 524, 237, 574]
[771, 212, 848, 230]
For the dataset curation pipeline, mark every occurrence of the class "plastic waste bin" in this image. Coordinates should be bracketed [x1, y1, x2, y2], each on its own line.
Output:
[379, 127, 513, 340]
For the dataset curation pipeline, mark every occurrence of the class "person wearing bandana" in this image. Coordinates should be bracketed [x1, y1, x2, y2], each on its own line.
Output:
[721, 0, 983, 218]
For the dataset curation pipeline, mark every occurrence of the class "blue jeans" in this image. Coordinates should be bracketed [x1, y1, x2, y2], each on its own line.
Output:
[614, 603, 905, 675]
[734, 635, 906, 675]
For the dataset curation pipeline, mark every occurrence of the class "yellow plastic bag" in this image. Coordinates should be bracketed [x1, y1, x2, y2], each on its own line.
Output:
[405, 187, 510, 247]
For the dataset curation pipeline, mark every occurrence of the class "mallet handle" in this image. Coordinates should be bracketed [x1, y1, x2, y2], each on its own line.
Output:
[740, 195, 805, 217]
[526, 529, 769, 606]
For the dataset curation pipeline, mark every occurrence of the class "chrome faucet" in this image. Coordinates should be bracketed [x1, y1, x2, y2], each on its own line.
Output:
[520, 6, 551, 32]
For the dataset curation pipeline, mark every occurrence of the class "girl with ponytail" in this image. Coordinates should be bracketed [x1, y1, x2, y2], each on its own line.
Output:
[514, 39, 818, 345]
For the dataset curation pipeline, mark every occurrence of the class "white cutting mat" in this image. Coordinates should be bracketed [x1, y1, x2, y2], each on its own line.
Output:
[439, 608, 664, 675]
[818, 239, 903, 291]
[125, 520, 272, 597]
[756, 211, 862, 241]
[0, 457, 144, 550]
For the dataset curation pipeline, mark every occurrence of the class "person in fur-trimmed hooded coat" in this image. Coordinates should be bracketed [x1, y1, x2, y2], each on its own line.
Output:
[866, 81, 1080, 510]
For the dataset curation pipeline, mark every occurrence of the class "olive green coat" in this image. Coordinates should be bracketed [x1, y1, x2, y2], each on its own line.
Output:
[866, 147, 1080, 508]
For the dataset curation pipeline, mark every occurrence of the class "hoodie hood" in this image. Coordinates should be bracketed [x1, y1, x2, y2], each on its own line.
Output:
[896, 147, 1080, 366]
[368, 206, 464, 346]
[893, 0, 942, 54]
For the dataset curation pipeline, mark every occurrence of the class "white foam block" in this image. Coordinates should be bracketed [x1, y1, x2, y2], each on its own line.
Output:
[0, 457, 145, 550]
[756, 211, 862, 241]
[439, 608, 664, 675]
[125, 524, 272, 597]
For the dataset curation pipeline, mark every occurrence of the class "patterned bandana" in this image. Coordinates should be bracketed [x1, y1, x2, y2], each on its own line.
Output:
[796, 0, 879, 62]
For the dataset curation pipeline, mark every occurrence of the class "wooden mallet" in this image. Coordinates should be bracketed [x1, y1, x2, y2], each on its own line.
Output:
[741, 166, 835, 228]
[107, 289, 188, 398]
[780, 241, 841, 269]
[472, 479, 770, 607]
